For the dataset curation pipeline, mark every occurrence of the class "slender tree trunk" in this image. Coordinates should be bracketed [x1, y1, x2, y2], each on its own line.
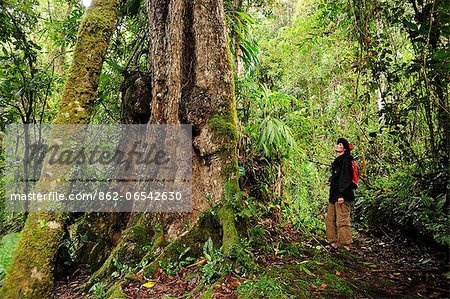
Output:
[1, 0, 122, 297]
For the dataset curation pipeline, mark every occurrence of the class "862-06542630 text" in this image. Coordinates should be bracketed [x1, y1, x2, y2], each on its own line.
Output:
[9, 191, 183, 202]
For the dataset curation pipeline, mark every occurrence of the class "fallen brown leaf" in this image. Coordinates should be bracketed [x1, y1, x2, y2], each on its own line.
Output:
[308, 285, 318, 291]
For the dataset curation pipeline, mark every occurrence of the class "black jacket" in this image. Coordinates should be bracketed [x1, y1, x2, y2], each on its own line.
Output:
[329, 153, 355, 203]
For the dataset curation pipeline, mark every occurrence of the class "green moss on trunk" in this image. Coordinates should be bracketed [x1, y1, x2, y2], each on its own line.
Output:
[208, 111, 241, 256]
[1, 1, 123, 297]
[217, 203, 239, 256]
[105, 281, 128, 299]
[56, 0, 123, 124]
[85, 224, 151, 288]
[141, 211, 222, 277]
[207, 113, 239, 148]
[1, 213, 65, 298]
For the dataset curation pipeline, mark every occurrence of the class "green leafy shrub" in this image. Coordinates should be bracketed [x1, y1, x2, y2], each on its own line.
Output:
[157, 247, 196, 276]
[356, 166, 450, 246]
[199, 238, 224, 283]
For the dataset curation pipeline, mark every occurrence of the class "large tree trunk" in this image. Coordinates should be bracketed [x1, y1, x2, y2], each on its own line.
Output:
[146, 0, 240, 250]
[3, 0, 240, 296]
[1, 0, 122, 298]
[82, 1, 241, 293]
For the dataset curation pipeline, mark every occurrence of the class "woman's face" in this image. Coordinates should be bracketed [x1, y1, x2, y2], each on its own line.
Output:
[335, 142, 345, 153]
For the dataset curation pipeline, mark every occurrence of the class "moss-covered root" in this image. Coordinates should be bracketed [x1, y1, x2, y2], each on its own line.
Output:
[1, 212, 65, 299]
[83, 224, 151, 290]
[217, 203, 240, 256]
[73, 213, 128, 271]
[140, 211, 221, 277]
[105, 280, 128, 299]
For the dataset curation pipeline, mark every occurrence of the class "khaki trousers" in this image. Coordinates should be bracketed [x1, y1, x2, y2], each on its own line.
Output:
[325, 202, 352, 245]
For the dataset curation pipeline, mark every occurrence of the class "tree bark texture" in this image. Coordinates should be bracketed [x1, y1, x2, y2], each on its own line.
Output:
[146, 0, 240, 250]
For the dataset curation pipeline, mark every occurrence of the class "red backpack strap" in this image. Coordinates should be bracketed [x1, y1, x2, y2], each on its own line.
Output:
[351, 161, 359, 187]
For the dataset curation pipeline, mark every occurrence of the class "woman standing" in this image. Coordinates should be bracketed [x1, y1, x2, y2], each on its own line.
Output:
[326, 138, 355, 251]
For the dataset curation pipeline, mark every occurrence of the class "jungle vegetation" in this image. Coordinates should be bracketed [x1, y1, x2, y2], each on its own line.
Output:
[0, 0, 448, 298]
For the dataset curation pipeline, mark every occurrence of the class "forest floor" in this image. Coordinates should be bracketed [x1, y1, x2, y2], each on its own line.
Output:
[50, 218, 449, 299]
[123, 218, 449, 299]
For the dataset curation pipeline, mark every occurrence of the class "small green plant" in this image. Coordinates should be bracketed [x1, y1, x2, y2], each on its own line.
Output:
[182, 220, 191, 232]
[111, 260, 133, 278]
[199, 237, 224, 283]
[89, 281, 106, 299]
[158, 246, 196, 276]
[158, 258, 178, 276]
[38, 219, 48, 228]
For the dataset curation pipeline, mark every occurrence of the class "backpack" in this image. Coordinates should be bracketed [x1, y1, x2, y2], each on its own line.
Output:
[351, 160, 359, 188]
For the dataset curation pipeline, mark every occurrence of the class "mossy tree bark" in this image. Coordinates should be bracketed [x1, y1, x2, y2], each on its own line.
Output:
[1, 0, 123, 298]
[146, 0, 240, 251]
[73, 71, 152, 273]
[87, 1, 242, 289]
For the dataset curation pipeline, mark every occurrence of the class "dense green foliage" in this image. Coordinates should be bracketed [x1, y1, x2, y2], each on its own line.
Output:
[349, 0, 449, 244]
[0, 0, 448, 293]
[233, 0, 449, 246]
[0, 0, 85, 127]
